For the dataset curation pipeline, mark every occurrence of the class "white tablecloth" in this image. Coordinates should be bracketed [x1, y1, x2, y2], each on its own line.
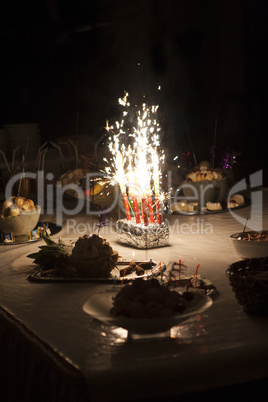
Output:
[0, 189, 268, 401]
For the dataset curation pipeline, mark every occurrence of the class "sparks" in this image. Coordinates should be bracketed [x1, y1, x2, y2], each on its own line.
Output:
[104, 92, 165, 224]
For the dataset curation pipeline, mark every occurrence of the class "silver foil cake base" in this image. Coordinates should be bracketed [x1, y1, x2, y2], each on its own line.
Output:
[115, 219, 169, 249]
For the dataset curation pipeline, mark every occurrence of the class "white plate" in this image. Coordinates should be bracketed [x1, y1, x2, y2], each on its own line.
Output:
[83, 288, 213, 335]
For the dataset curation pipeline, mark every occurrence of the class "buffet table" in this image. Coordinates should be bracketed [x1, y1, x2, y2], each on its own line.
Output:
[1, 189, 268, 402]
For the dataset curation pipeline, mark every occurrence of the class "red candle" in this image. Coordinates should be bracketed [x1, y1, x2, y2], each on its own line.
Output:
[194, 264, 200, 287]
[142, 197, 148, 226]
[155, 197, 162, 224]
[147, 195, 155, 223]
[132, 196, 141, 224]
[123, 194, 131, 221]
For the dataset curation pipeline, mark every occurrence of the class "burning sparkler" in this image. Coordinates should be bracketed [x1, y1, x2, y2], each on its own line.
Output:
[105, 92, 165, 225]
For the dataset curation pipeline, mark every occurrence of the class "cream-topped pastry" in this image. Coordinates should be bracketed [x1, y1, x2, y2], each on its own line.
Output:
[186, 168, 223, 182]
[170, 200, 199, 213]
[206, 202, 222, 211]
[68, 234, 119, 277]
[186, 172, 197, 182]
[213, 171, 223, 180]
[205, 172, 214, 180]
[183, 163, 228, 207]
[228, 194, 244, 208]
[187, 202, 199, 212]
[177, 201, 188, 211]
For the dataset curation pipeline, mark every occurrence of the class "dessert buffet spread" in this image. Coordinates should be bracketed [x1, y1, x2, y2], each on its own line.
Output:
[168, 157, 247, 214]
[27, 232, 219, 316]
[27, 234, 165, 281]
[2, 89, 265, 349]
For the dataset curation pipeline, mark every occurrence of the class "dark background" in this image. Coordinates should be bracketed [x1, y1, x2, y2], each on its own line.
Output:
[0, 0, 267, 178]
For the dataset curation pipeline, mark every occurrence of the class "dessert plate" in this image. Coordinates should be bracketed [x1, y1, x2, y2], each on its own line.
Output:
[172, 210, 199, 216]
[204, 198, 250, 214]
[83, 288, 213, 335]
[27, 260, 166, 283]
[169, 198, 250, 215]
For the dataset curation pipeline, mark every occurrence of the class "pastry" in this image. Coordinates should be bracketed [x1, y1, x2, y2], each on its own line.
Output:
[213, 171, 223, 181]
[170, 200, 199, 213]
[228, 194, 244, 208]
[1, 197, 38, 217]
[186, 172, 197, 182]
[28, 234, 119, 278]
[177, 201, 188, 211]
[206, 202, 222, 211]
[183, 163, 228, 206]
[68, 234, 119, 277]
[187, 202, 199, 212]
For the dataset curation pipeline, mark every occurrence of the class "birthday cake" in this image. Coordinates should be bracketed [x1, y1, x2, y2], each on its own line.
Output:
[115, 219, 169, 249]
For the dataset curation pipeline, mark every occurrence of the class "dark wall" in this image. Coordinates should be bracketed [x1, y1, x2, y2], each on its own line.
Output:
[0, 0, 267, 172]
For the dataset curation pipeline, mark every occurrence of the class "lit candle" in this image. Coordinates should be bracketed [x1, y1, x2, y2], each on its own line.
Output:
[132, 196, 141, 223]
[128, 168, 141, 224]
[122, 194, 131, 221]
[147, 194, 155, 223]
[142, 197, 148, 226]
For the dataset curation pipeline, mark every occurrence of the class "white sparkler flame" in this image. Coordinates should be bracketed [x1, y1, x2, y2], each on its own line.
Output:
[105, 92, 165, 200]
